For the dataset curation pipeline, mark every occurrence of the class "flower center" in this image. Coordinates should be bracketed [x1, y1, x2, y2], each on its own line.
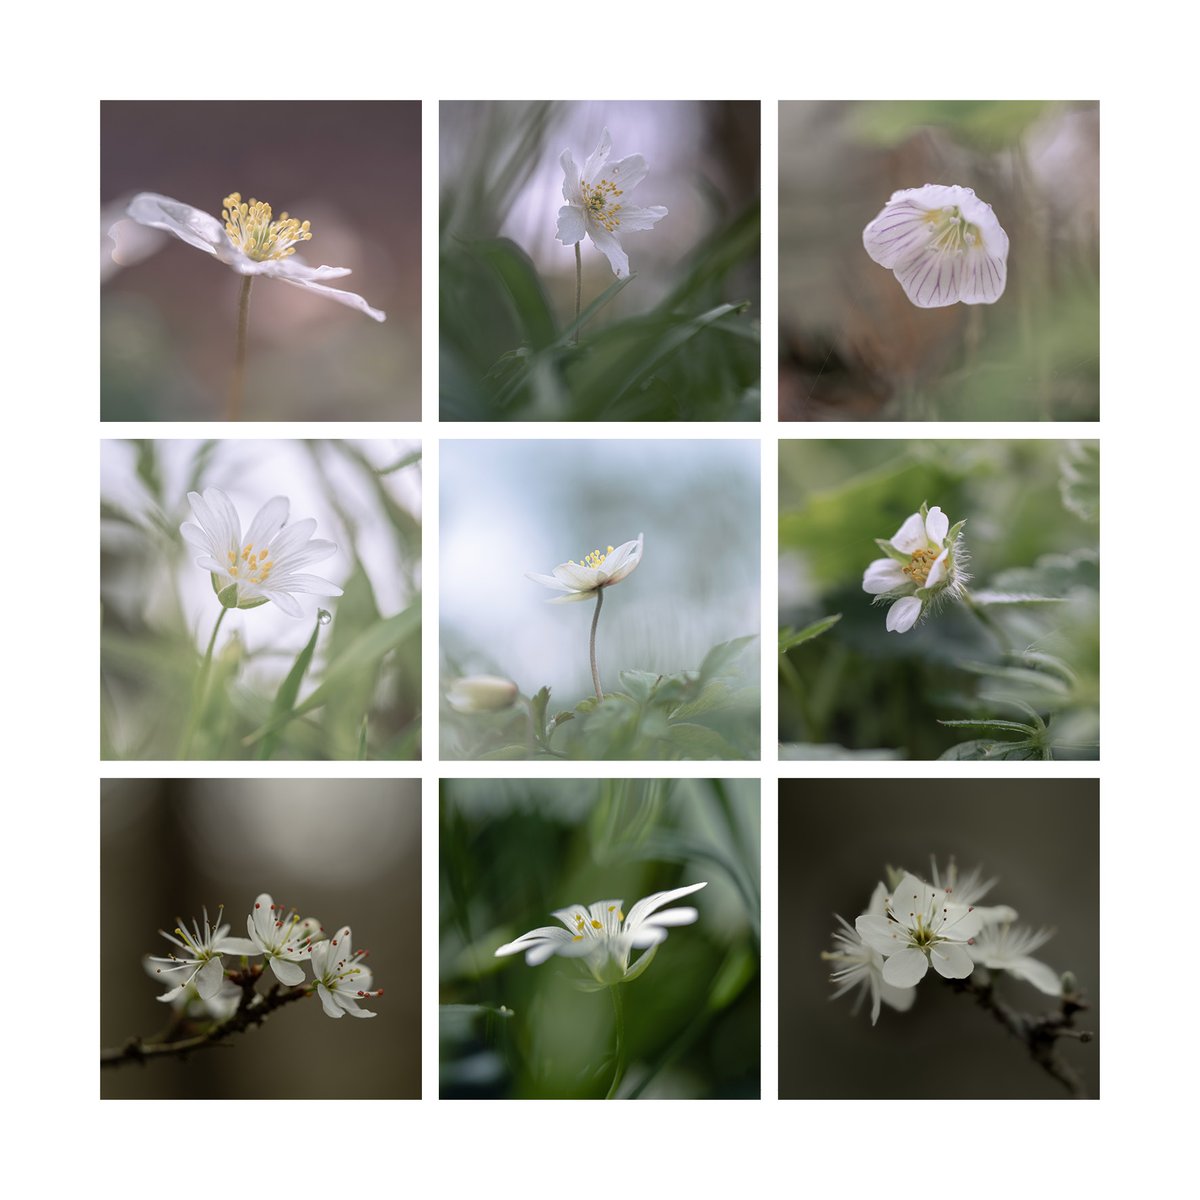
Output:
[226, 542, 274, 586]
[903, 547, 939, 586]
[222, 192, 312, 262]
[923, 205, 981, 254]
[580, 178, 623, 232]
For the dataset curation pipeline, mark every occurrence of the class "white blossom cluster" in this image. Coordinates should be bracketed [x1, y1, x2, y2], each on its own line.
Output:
[144, 893, 382, 1021]
[824, 860, 1063, 1025]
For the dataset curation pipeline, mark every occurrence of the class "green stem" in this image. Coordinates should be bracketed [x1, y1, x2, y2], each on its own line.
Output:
[179, 606, 228, 758]
[961, 588, 1011, 654]
[229, 276, 253, 421]
[589, 588, 604, 701]
[572, 242, 582, 346]
[605, 984, 626, 1100]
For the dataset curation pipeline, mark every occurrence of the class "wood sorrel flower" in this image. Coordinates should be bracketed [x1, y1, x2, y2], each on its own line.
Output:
[856, 873, 983, 987]
[862, 504, 967, 633]
[555, 130, 667, 278]
[181, 487, 343, 618]
[495, 883, 706, 986]
[863, 184, 1009, 308]
[118, 192, 386, 320]
[525, 534, 643, 604]
[306, 926, 382, 1019]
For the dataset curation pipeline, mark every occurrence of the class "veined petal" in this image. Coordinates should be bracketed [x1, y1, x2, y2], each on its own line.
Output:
[272, 274, 386, 322]
[862, 197, 936, 269]
[259, 588, 304, 618]
[126, 192, 226, 257]
[316, 982, 345, 1018]
[886, 596, 923, 633]
[587, 224, 630, 279]
[924, 506, 949, 546]
[959, 247, 1008, 305]
[890, 512, 927, 554]
[194, 956, 227, 1001]
[581, 128, 612, 185]
[547, 591, 594, 604]
[863, 558, 910, 595]
[895, 246, 965, 309]
[624, 882, 707, 930]
[556, 203, 586, 246]
[929, 941, 974, 979]
[882, 947, 929, 988]
[604, 153, 649, 194]
[553, 562, 603, 590]
[612, 203, 667, 231]
[270, 572, 343, 597]
[525, 571, 575, 592]
[266, 257, 354, 283]
[855, 913, 905, 956]
[243, 497, 290, 551]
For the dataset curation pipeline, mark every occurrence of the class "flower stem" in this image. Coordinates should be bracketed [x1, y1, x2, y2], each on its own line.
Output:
[573, 242, 582, 346]
[605, 984, 626, 1099]
[179, 606, 228, 758]
[589, 588, 604, 702]
[228, 276, 254, 421]
[961, 588, 1011, 654]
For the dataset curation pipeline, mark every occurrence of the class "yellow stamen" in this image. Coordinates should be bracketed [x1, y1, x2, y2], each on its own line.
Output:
[903, 547, 940, 586]
[222, 192, 313, 262]
[580, 177, 624, 232]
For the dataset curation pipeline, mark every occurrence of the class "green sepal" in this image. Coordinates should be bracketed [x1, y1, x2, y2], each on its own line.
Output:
[210, 572, 223, 597]
[919, 500, 929, 520]
[216, 582, 240, 609]
[874, 538, 911, 564]
[237, 595, 270, 610]
[946, 518, 967, 544]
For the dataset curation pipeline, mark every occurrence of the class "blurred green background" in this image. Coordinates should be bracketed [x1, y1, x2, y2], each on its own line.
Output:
[779, 101, 1099, 420]
[101, 778, 420, 1099]
[440, 100, 760, 420]
[101, 439, 421, 760]
[779, 779, 1099, 1098]
[101, 101, 420, 420]
[779, 440, 1099, 759]
[440, 440, 760, 759]
[440, 779, 760, 1099]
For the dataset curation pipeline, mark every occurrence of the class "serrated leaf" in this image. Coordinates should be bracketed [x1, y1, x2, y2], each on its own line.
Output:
[779, 614, 842, 654]
[530, 685, 550, 738]
[619, 669, 661, 704]
[698, 635, 757, 683]
[663, 722, 741, 760]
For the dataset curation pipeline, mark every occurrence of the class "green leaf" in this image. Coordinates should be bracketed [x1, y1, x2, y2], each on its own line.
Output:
[662, 722, 741, 759]
[937, 718, 1038, 734]
[1059, 440, 1100, 523]
[619, 669, 661, 704]
[698, 634, 757, 683]
[474, 238, 558, 349]
[970, 591, 1067, 605]
[938, 738, 1035, 761]
[529, 685, 550, 740]
[779, 743, 903, 760]
[255, 613, 324, 760]
[778, 614, 842, 654]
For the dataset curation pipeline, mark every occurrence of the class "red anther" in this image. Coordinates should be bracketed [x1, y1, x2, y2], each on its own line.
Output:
[255, 903, 261, 909]
[968, 906, 975, 911]
[377, 988, 384, 996]
[968, 937, 975, 944]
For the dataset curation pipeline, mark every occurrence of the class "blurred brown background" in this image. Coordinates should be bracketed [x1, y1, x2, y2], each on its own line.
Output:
[100, 778, 421, 1098]
[101, 101, 421, 420]
[779, 778, 1099, 1098]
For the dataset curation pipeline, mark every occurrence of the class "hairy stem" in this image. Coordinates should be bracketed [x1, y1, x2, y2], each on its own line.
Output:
[178, 606, 228, 758]
[950, 975, 1093, 1098]
[573, 242, 582, 346]
[101, 971, 308, 1068]
[589, 588, 604, 701]
[228, 276, 254, 421]
[605, 984, 626, 1099]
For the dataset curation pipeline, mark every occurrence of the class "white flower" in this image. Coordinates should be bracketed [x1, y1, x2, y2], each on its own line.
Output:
[555, 129, 667, 278]
[181, 487, 344, 618]
[118, 191, 386, 321]
[445, 675, 519, 714]
[495, 882, 706, 986]
[862, 504, 967, 633]
[142, 955, 241, 1022]
[525, 534, 643, 604]
[969, 923, 1062, 996]
[856, 873, 982, 987]
[863, 183, 1009, 308]
[243, 893, 323, 986]
[823, 882, 917, 1025]
[146, 906, 259, 1004]
[306, 926, 381, 1019]
[927, 856, 1018, 927]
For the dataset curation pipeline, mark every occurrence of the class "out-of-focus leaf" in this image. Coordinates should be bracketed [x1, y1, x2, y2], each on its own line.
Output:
[779, 614, 841, 654]
[255, 612, 325, 760]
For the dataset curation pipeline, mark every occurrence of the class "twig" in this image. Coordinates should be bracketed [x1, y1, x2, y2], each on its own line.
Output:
[949, 975, 1094, 1098]
[101, 968, 309, 1069]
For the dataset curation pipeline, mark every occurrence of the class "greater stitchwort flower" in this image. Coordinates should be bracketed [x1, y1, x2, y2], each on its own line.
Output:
[855, 872, 982, 987]
[969, 923, 1062, 996]
[556, 129, 667, 279]
[242, 894, 324, 986]
[526, 534, 644, 604]
[307, 926, 382, 1018]
[862, 503, 967, 633]
[117, 192, 386, 321]
[181, 487, 343, 618]
[863, 184, 1009, 308]
[822, 882, 917, 1025]
[495, 882, 707, 985]
[146, 905, 258, 1003]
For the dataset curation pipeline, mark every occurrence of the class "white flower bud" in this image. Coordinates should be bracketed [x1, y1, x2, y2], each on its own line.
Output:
[446, 675, 519, 714]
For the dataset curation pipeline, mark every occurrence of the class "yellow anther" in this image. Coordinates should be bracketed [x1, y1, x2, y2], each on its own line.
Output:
[903, 547, 940, 586]
[618, 910, 625, 921]
[229, 565, 239, 576]
[590, 919, 602, 930]
[572, 935, 583, 942]
[222, 192, 314, 262]
[608, 906, 616, 912]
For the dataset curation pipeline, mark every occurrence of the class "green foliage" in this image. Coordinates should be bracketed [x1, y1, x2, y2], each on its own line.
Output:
[779, 441, 1099, 760]
[439, 778, 761, 1100]
[442, 636, 759, 760]
[100, 440, 422, 760]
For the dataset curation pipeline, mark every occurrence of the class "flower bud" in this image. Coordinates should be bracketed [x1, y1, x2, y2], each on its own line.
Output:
[446, 675, 519, 714]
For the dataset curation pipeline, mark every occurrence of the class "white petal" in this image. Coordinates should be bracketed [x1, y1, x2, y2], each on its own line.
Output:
[559, 149, 583, 204]
[316, 982, 344, 1018]
[882, 947, 929, 988]
[587, 225, 630, 278]
[1008, 956, 1063, 996]
[243, 496, 290, 550]
[194, 957, 226, 1000]
[581, 128, 612, 183]
[881, 981, 917, 1012]
[604, 153, 649, 194]
[613, 203, 666, 232]
[556, 203, 586, 246]
[272, 274, 386, 321]
[958, 247, 1008, 304]
[260, 589, 304, 618]
[855, 913, 904, 957]
[272, 573, 343, 597]
[525, 571, 574, 592]
[547, 591, 595, 604]
[624, 882, 707, 930]
[265, 257, 354, 283]
[924, 549, 949, 590]
[890, 512, 927, 554]
[924, 506, 949, 545]
[930, 941, 975, 979]
[862, 196, 935, 269]
[895, 247, 964, 309]
[270, 957, 307, 986]
[886, 596, 923, 633]
[125, 192, 226, 257]
[553, 562, 603, 590]
[862, 558, 910, 595]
